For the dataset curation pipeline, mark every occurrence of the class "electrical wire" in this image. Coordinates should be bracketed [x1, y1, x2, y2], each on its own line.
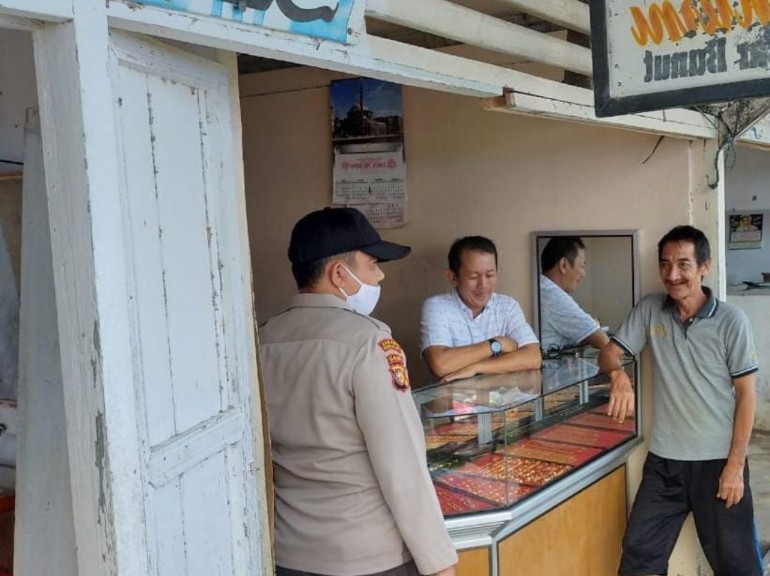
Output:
[694, 105, 738, 190]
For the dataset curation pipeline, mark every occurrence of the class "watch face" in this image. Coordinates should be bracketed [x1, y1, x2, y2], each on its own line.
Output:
[491, 340, 502, 354]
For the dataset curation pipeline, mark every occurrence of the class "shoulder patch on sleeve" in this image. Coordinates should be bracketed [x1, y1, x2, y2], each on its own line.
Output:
[388, 360, 410, 391]
[378, 338, 410, 391]
[378, 338, 403, 354]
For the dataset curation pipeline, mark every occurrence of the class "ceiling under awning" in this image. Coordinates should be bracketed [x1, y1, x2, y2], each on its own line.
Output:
[101, 0, 770, 145]
[238, 0, 587, 88]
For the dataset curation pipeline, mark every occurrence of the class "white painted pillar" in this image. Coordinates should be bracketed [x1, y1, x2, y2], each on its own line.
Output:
[689, 138, 727, 299]
[32, 2, 146, 575]
[14, 107, 78, 576]
[681, 137, 725, 576]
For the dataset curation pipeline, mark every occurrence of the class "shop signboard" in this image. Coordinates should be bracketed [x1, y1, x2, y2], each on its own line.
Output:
[590, 0, 770, 117]
[130, 0, 364, 44]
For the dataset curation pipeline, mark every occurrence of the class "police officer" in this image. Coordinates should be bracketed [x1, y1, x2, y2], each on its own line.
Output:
[260, 207, 457, 576]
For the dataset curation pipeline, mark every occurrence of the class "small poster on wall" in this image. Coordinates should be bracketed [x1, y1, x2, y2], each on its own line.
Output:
[728, 213, 763, 250]
[330, 77, 407, 228]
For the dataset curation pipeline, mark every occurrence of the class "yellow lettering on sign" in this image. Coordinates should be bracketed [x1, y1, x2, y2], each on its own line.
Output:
[631, 2, 687, 45]
[738, 0, 770, 28]
[698, 0, 733, 35]
[629, 0, 770, 47]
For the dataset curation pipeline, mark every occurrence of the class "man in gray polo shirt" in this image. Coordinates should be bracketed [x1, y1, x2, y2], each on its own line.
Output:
[600, 225, 762, 576]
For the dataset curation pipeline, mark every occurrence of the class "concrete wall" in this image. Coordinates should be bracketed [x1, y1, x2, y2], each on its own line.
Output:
[0, 30, 36, 174]
[725, 146, 770, 432]
[725, 146, 770, 285]
[727, 294, 770, 432]
[726, 146, 770, 213]
[241, 66, 710, 576]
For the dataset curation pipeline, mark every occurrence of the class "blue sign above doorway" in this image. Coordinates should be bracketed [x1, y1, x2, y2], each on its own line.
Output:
[131, 0, 362, 44]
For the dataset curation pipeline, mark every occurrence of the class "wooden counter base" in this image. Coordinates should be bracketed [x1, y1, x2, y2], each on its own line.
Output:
[497, 466, 627, 576]
[456, 465, 628, 576]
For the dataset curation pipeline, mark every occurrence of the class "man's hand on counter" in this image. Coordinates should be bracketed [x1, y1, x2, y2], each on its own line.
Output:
[607, 369, 635, 424]
[599, 341, 634, 423]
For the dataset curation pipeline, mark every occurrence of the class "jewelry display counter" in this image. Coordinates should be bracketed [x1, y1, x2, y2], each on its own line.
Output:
[413, 357, 639, 576]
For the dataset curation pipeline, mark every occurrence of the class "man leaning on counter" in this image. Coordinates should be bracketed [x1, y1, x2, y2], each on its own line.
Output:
[420, 235, 541, 382]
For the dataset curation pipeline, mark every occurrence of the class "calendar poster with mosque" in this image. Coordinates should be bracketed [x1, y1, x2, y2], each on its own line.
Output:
[330, 78, 407, 228]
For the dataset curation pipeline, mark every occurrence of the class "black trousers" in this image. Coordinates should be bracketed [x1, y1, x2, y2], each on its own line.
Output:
[619, 453, 763, 576]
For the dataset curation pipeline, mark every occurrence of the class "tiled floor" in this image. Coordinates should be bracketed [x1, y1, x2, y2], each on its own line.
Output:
[748, 431, 770, 575]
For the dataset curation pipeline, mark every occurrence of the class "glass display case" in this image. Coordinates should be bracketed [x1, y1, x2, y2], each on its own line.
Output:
[413, 357, 637, 517]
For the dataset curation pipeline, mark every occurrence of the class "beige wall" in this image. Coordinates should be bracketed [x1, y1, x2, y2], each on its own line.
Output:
[241, 67, 709, 574]
[242, 68, 690, 378]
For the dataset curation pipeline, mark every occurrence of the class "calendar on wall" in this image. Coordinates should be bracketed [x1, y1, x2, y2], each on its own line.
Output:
[728, 213, 763, 250]
[330, 78, 407, 228]
[332, 146, 407, 228]
[351, 203, 406, 230]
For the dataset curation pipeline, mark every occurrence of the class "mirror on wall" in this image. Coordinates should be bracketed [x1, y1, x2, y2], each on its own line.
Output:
[532, 231, 639, 357]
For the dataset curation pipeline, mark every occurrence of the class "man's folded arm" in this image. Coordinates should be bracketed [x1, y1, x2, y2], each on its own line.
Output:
[423, 341, 495, 378]
[423, 336, 519, 378]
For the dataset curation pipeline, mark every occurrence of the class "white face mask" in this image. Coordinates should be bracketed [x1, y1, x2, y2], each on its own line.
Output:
[339, 264, 381, 316]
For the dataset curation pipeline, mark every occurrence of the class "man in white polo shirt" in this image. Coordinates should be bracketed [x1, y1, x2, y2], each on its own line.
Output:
[539, 236, 609, 354]
[600, 225, 762, 576]
[420, 236, 541, 382]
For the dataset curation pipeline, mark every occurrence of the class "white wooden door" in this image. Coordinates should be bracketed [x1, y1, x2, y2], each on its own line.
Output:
[34, 9, 269, 573]
[106, 31, 269, 576]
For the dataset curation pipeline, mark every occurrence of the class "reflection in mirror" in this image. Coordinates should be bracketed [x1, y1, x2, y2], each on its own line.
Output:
[532, 231, 639, 357]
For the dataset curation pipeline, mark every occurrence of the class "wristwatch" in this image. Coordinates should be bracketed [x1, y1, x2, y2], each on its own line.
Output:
[488, 338, 503, 358]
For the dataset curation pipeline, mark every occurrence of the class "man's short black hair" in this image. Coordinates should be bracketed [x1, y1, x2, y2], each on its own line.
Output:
[447, 236, 498, 275]
[541, 237, 585, 273]
[292, 256, 332, 289]
[658, 225, 710, 265]
[292, 252, 355, 289]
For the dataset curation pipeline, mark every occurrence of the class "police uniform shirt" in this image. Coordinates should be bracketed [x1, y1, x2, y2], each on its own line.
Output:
[260, 293, 457, 576]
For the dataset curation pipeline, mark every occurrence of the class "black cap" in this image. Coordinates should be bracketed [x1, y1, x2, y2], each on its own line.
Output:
[288, 207, 411, 265]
